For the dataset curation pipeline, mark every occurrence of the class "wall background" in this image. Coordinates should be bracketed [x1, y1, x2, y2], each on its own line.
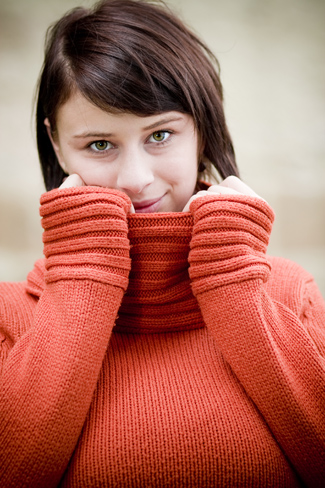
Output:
[0, 0, 324, 296]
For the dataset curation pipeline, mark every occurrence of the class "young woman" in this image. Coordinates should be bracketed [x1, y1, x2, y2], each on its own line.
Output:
[1, 0, 324, 487]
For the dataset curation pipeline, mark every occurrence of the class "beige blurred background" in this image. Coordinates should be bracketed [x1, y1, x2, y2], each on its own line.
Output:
[0, 0, 324, 296]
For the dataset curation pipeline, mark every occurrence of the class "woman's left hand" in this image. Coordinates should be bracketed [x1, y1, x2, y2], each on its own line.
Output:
[58, 173, 136, 213]
[182, 176, 264, 212]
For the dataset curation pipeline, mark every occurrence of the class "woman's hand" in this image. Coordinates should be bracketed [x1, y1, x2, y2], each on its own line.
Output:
[58, 174, 135, 213]
[182, 176, 263, 212]
[59, 174, 85, 189]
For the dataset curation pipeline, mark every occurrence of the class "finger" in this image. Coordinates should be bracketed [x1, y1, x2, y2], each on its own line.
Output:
[59, 174, 85, 189]
[207, 185, 241, 196]
[182, 191, 209, 212]
[129, 203, 135, 214]
[183, 187, 241, 212]
[217, 176, 260, 198]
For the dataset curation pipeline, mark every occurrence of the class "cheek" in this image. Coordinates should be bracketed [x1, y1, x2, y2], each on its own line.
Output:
[80, 164, 119, 189]
[169, 159, 198, 201]
[176, 155, 198, 188]
[56, 145, 77, 173]
[165, 145, 198, 180]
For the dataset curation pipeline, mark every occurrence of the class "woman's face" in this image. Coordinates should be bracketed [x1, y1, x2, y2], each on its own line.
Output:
[46, 91, 199, 213]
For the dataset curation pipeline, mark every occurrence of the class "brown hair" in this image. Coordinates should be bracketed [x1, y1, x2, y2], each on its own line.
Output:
[36, 0, 239, 190]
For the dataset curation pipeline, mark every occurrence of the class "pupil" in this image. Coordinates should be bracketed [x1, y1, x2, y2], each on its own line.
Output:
[154, 132, 164, 141]
[96, 141, 107, 150]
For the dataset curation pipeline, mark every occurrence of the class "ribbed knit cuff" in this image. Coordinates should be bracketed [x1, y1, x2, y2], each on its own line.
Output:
[40, 187, 132, 290]
[188, 194, 275, 294]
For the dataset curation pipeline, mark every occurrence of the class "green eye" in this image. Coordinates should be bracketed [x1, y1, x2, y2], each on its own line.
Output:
[90, 140, 110, 151]
[153, 131, 165, 142]
[150, 131, 170, 143]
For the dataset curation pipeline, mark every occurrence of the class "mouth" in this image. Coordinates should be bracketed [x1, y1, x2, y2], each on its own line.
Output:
[132, 195, 165, 213]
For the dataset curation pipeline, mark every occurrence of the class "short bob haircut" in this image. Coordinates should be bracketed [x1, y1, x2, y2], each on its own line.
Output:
[36, 0, 239, 191]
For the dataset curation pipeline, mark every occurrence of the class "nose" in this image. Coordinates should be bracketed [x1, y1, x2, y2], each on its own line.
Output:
[117, 149, 154, 194]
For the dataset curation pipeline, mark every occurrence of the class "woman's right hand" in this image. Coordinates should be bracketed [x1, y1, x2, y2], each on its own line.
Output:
[58, 174, 135, 213]
[59, 173, 85, 189]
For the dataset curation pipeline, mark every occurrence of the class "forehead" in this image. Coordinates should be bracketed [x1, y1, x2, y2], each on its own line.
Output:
[55, 91, 196, 136]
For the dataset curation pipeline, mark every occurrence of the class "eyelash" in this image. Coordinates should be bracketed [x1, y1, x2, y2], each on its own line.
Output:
[87, 130, 173, 154]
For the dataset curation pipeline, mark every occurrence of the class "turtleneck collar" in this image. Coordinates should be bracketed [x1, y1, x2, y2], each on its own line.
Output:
[115, 211, 204, 333]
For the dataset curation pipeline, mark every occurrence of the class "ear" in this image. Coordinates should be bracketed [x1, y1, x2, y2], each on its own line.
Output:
[44, 118, 67, 173]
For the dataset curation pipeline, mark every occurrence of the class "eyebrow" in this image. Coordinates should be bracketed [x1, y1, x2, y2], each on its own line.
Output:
[73, 132, 113, 139]
[72, 116, 184, 139]
[143, 116, 183, 131]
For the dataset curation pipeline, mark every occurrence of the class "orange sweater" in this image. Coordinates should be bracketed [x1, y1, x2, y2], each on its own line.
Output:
[0, 187, 325, 487]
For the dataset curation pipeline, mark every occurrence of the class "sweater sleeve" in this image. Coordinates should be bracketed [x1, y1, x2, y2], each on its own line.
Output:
[0, 186, 131, 488]
[188, 194, 325, 488]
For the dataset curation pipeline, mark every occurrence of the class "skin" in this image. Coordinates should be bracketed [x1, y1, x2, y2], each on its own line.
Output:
[45, 90, 262, 213]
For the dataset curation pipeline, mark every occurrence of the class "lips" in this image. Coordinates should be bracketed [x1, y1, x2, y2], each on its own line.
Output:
[132, 195, 164, 213]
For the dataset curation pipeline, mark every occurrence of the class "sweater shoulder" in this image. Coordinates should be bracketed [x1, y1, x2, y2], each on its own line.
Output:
[265, 255, 315, 316]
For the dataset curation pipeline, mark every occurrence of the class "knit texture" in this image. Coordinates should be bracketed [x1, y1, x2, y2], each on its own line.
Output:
[40, 186, 132, 288]
[0, 187, 325, 488]
[116, 211, 204, 333]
